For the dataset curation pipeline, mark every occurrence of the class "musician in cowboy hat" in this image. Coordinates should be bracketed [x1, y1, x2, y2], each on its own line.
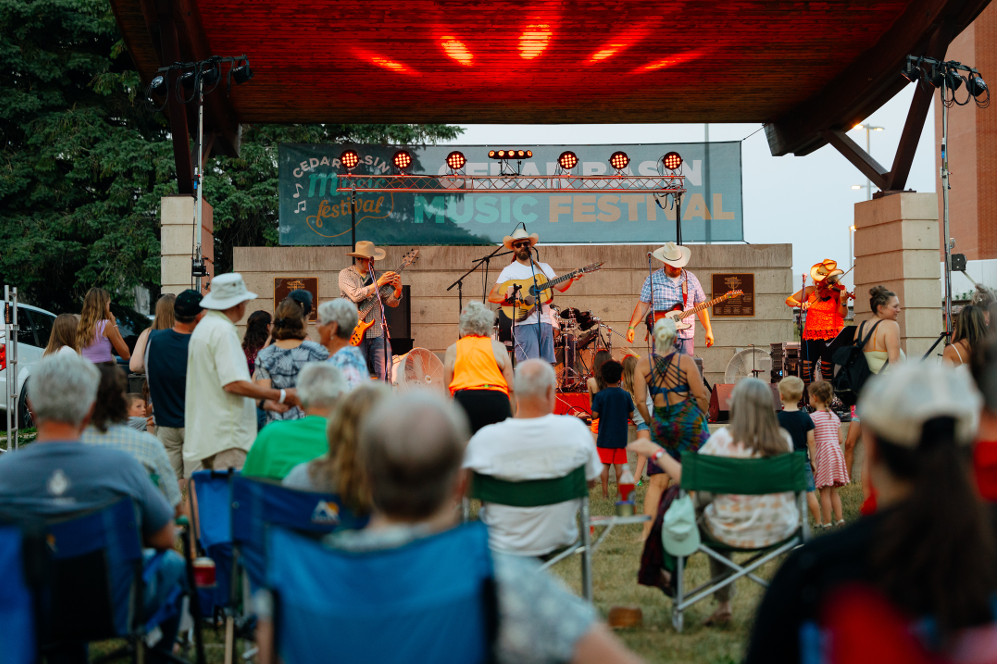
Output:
[488, 228, 582, 363]
[625, 241, 714, 355]
[338, 240, 402, 381]
[785, 258, 851, 394]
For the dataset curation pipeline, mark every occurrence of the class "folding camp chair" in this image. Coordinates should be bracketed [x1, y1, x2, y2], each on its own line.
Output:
[3, 498, 191, 663]
[0, 524, 34, 664]
[668, 451, 810, 631]
[266, 521, 497, 664]
[469, 464, 595, 601]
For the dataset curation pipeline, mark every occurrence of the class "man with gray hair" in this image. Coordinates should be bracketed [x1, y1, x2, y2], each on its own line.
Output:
[317, 297, 369, 390]
[463, 358, 601, 557]
[242, 362, 348, 481]
[316, 391, 641, 664]
[0, 353, 186, 658]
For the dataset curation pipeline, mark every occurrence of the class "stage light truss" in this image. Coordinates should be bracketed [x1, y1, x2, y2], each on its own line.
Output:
[335, 173, 685, 194]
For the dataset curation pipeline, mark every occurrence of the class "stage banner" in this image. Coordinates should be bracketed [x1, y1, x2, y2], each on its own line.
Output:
[278, 142, 743, 246]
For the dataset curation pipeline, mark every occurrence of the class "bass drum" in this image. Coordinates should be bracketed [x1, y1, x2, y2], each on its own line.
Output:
[391, 347, 445, 392]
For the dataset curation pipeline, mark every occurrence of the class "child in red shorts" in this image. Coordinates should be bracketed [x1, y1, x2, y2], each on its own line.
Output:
[591, 360, 637, 498]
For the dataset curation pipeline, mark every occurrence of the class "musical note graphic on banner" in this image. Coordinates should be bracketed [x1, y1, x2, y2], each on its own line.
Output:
[295, 201, 307, 214]
[292, 183, 304, 199]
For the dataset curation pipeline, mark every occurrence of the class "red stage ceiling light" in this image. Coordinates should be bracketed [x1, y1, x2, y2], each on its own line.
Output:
[446, 151, 467, 170]
[558, 151, 578, 170]
[393, 150, 413, 170]
[662, 152, 683, 170]
[608, 151, 630, 171]
[340, 149, 360, 170]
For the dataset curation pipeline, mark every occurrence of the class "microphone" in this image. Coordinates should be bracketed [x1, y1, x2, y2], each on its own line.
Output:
[647, 252, 654, 257]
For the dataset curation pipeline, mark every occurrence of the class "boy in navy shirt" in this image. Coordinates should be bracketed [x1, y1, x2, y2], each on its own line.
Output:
[591, 360, 636, 498]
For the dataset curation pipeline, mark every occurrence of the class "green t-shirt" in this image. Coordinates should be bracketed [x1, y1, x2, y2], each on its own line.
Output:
[242, 415, 329, 481]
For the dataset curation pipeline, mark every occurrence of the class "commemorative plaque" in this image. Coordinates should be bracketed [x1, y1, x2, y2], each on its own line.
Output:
[711, 273, 755, 317]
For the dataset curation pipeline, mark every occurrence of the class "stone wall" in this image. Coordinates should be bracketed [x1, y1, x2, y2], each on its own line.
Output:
[232, 243, 794, 385]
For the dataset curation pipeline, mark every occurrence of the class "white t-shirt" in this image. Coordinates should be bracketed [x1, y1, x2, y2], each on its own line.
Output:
[184, 310, 256, 464]
[463, 414, 602, 556]
[495, 261, 557, 327]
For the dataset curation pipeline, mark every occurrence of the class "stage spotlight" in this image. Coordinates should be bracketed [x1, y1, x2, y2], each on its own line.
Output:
[179, 70, 197, 90]
[446, 151, 466, 170]
[148, 75, 167, 96]
[340, 149, 360, 171]
[662, 152, 683, 171]
[232, 60, 254, 85]
[201, 63, 221, 87]
[609, 151, 630, 171]
[393, 150, 412, 171]
[967, 72, 989, 99]
[558, 151, 578, 170]
[943, 68, 964, 92]
[489, 149, 532, 160]
[901, 61, 921, 82]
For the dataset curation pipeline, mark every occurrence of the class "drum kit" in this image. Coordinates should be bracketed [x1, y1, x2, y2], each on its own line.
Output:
[492, 303, 610, 391]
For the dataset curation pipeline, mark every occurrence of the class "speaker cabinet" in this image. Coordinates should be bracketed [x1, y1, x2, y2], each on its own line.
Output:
[708, 381, 781, 422]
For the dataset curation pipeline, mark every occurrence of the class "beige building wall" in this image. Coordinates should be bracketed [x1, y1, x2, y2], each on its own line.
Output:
[233, 243, 793, 386]
[854, 193, 942, 358]
[160, 195, 214, 296]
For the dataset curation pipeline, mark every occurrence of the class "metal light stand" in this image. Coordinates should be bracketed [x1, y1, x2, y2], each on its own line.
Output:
[939, 82, 954, 338]
[192, 74, 206, 291]
[367, 261, 393, 383]
[673, 189, 684, 245]
[3, 286, 19, 451]
[350, 185, 357, 264]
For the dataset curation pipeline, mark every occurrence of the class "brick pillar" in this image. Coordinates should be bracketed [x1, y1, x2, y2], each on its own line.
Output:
[160, 195, 214, 296]
[854, 192, 942, 359]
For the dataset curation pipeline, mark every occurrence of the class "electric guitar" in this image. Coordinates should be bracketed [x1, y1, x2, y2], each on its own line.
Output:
[645, 290, 743, 332]
[349, 249, 420, 346]
[499, 262, 604, 322]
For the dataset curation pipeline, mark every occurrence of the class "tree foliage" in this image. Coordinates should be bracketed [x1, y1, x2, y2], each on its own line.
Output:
[0, 1, 461, 312]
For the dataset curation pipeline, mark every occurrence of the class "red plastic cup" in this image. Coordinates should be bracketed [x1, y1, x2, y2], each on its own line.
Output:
[193, 556, 216, 588]
[618, 483, 635, 503]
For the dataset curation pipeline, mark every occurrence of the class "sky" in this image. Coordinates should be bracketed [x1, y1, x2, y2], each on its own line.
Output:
[442, 85, 938, 293]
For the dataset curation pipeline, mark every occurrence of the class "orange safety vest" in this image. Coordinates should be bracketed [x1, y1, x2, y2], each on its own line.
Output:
[449, 335, 509, 395]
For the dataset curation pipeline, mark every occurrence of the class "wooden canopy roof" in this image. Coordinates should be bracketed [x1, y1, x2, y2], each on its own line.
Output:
[110, 0, 989, 192]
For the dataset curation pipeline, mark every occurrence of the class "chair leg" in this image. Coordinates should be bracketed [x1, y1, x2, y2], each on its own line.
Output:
[673, 555, 685, 633]
[224, 616, 235, 664]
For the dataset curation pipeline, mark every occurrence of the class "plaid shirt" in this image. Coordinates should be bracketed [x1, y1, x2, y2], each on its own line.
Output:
[638, 269, 706, 340]
[339, 266, 401, 340]
[81, 424, 181, 507]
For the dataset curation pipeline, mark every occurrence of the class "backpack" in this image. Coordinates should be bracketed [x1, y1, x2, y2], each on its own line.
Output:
[831, 320, 885, 406]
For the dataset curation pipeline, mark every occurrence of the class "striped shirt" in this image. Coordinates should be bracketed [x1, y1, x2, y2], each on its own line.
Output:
[638, 269, 706, 340]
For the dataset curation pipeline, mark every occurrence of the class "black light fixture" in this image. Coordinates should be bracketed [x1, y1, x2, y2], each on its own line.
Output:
[446, 151, 466, 171]
[609, 151, 630, 172]
[340, 149, 360, 171]
[231, 59, 253, 85]
[967, 71, 988, 99]
[488, 149, 532, 160]
[147, 74, 167, 97]
[901, 60, 921, 82]
[662, 151, 683, 171]
[558, 151, 578, 171]
[393, 149, 413, 172]
[942, 67, 964, 92]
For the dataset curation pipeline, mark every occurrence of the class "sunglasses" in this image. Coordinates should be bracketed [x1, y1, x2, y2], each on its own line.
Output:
[512, 241, 532, 249]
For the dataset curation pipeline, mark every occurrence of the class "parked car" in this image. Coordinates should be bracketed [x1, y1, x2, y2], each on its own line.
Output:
[0, 301, 57, 428]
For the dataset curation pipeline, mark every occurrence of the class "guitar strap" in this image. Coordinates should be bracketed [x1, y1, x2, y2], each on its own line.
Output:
[681, 269, 689, 310]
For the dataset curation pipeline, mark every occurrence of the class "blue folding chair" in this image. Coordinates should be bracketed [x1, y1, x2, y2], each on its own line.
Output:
[231, 474, 369, 591]
[266, 521, 497, 664]
[0, 524, 35, 664]
[188, 470, 237, 619]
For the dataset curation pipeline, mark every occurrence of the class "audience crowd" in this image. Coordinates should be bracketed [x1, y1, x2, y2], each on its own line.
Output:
[0, 275, 994, 663]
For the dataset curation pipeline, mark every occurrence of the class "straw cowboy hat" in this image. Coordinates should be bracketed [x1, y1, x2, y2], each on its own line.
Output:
[651, 242, 691, 269]
[346, 240, 387, 261]
[810, 259, 844, 283]
[502, 227, 539, 250]
[200, 273, 257, 310]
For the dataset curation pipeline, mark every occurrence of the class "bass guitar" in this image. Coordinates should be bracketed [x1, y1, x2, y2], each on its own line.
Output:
[350, 249, 420, 345]
[645, 290, 743, 332]
[499, 262, 604, 323]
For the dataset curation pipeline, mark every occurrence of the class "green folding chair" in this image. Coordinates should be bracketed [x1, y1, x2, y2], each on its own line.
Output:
[469, 465, 594, 601]
[669, 451, 810, 631]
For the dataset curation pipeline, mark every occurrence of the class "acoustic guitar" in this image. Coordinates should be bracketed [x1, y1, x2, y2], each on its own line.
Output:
[645, 290, 743, 332]
[499, 262, 604, 323]
[349, 249, 420, 345]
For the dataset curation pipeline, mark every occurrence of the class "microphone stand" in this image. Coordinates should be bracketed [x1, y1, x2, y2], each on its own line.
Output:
[368, 261, 393, 383]
[446, 246, 513, 313]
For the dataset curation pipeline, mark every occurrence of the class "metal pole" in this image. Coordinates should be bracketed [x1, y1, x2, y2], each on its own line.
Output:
[940, 87, 953, 336]
[3, 286, 18, 451]
[350, 184, 357, 263]
[865, 128, 872, 201]
[674, 191, 683, 245]
[193, 75, 205, 292]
